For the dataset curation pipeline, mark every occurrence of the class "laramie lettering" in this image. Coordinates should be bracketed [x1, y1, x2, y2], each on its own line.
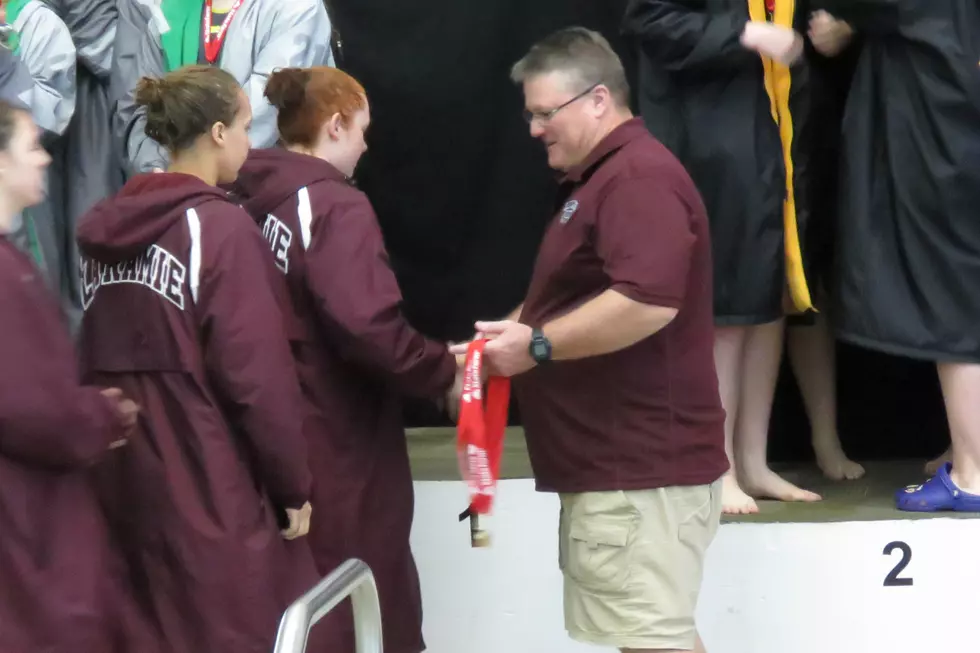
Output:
[80, 245, 187, 310]
[262, 214, 293, 273]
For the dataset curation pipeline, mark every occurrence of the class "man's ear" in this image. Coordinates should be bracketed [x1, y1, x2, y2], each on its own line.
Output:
[591, 85, 611, 117]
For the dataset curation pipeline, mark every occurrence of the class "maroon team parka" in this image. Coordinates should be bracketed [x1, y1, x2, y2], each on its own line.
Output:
[232, 148, 457, 653]
[0, 238, 132, 653]
[75, 172, 336, 653]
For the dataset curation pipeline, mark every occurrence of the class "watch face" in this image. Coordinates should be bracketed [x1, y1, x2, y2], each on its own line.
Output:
[531, 338, 549, 360]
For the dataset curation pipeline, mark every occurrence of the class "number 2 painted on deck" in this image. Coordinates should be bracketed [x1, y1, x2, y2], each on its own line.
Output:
[883, 541, 913, 586]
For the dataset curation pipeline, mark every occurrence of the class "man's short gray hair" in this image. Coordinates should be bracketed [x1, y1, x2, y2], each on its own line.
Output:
[510, 27, 630, 107]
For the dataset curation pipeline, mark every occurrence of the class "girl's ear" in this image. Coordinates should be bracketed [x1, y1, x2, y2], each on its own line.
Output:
[326, 112, 344, 141]
[211, 121, 227, 146]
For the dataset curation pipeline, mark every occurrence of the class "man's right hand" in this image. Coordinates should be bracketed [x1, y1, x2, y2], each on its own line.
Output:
[281, 502, 312, 540]
[741, 21, 805, 65]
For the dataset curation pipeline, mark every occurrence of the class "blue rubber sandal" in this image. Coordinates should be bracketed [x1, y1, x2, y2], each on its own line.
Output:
[896, 463, 980, 513]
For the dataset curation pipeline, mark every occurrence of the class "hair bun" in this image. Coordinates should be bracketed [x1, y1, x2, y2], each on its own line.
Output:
[265, 68, 311, 112]
[134, 76, 168, 109]
[134, 66, 241, 153]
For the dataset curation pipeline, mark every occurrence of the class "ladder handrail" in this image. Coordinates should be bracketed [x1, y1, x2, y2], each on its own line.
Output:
[273, 558, 383, 653]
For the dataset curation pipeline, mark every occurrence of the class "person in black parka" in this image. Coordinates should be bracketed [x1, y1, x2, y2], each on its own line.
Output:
[812, 0, 980, 512]
[624, 0, 823, 514]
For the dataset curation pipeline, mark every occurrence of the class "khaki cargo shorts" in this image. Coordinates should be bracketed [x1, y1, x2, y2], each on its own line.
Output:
[558, 479, 722, 650]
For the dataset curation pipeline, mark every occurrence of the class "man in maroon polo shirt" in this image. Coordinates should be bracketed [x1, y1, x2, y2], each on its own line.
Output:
[453, 27, 727, 653]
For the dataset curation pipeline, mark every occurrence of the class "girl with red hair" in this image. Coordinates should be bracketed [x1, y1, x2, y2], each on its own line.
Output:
[231, 66, 460, 653]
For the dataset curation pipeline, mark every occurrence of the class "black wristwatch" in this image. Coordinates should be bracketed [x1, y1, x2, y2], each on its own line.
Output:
[529, 328, 552, 364]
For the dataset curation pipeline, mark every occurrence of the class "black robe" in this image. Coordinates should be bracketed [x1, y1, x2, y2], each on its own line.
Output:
[623, 0, 816, 326]
[805, 41, 858, 294]
[819, 0, 980, 362]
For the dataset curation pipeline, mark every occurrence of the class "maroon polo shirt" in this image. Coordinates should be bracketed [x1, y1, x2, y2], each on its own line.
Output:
[514, 117, 728, 493]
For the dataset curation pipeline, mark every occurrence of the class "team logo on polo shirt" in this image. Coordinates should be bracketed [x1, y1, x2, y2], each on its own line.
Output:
[559, 199, 579, 225]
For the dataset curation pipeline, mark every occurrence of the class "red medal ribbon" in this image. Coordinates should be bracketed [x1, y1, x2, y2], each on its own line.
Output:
[456, 340, 510, 522]
[203, 0, 245, 65]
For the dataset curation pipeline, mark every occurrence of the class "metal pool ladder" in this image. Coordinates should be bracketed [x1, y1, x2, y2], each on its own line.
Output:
[273, 558, 383, 653]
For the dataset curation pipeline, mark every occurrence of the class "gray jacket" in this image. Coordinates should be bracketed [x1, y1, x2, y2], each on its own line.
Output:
[44, 0, 120, 315]
[119, 0, 334, 175]
[13, 0, 76, 137]
[45, 0, 116, 78]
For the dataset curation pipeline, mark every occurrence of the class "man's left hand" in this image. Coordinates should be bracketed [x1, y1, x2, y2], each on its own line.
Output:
[449, 320, 535, 377]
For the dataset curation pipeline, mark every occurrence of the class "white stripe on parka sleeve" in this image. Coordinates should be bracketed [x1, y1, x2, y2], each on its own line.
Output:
[186, 207, 202, 304]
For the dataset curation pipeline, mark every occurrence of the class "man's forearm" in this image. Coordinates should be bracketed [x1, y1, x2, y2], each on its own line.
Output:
[541, 290, 677, 361]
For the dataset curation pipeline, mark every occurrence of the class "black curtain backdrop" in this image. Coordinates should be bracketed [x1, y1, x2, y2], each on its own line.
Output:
[328, 0, 948, 464]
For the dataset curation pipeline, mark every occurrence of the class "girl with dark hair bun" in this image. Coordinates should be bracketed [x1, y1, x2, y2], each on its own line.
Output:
[0, 101, 140, 653]
[74, 65, 334, 653]
[232, 66, 461, 653]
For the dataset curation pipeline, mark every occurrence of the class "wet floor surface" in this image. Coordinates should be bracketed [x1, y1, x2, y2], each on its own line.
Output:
[406, 427, 978, 523]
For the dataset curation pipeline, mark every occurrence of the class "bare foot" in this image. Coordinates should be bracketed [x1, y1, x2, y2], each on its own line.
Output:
[813, 436, 865, 481]
[925, 447, 950, 476]
[742, 468, 823, 503]
[722, 473, 759, 515]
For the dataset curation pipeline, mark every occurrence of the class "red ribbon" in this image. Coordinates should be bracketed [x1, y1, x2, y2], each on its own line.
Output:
[456, 339, 510, 520]
[765, 0, 776, 14]
[203, 0, 244, 65]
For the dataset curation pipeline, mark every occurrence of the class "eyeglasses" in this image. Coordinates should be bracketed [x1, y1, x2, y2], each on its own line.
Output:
[522, 82, 601, 125]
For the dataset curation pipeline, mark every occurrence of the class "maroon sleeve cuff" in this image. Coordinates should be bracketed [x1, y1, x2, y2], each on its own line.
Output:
[399, 342, 456, 400]
[271, 472, 312, 511]
[431, 348, 458, 396]
[276, 490, 311, 512]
